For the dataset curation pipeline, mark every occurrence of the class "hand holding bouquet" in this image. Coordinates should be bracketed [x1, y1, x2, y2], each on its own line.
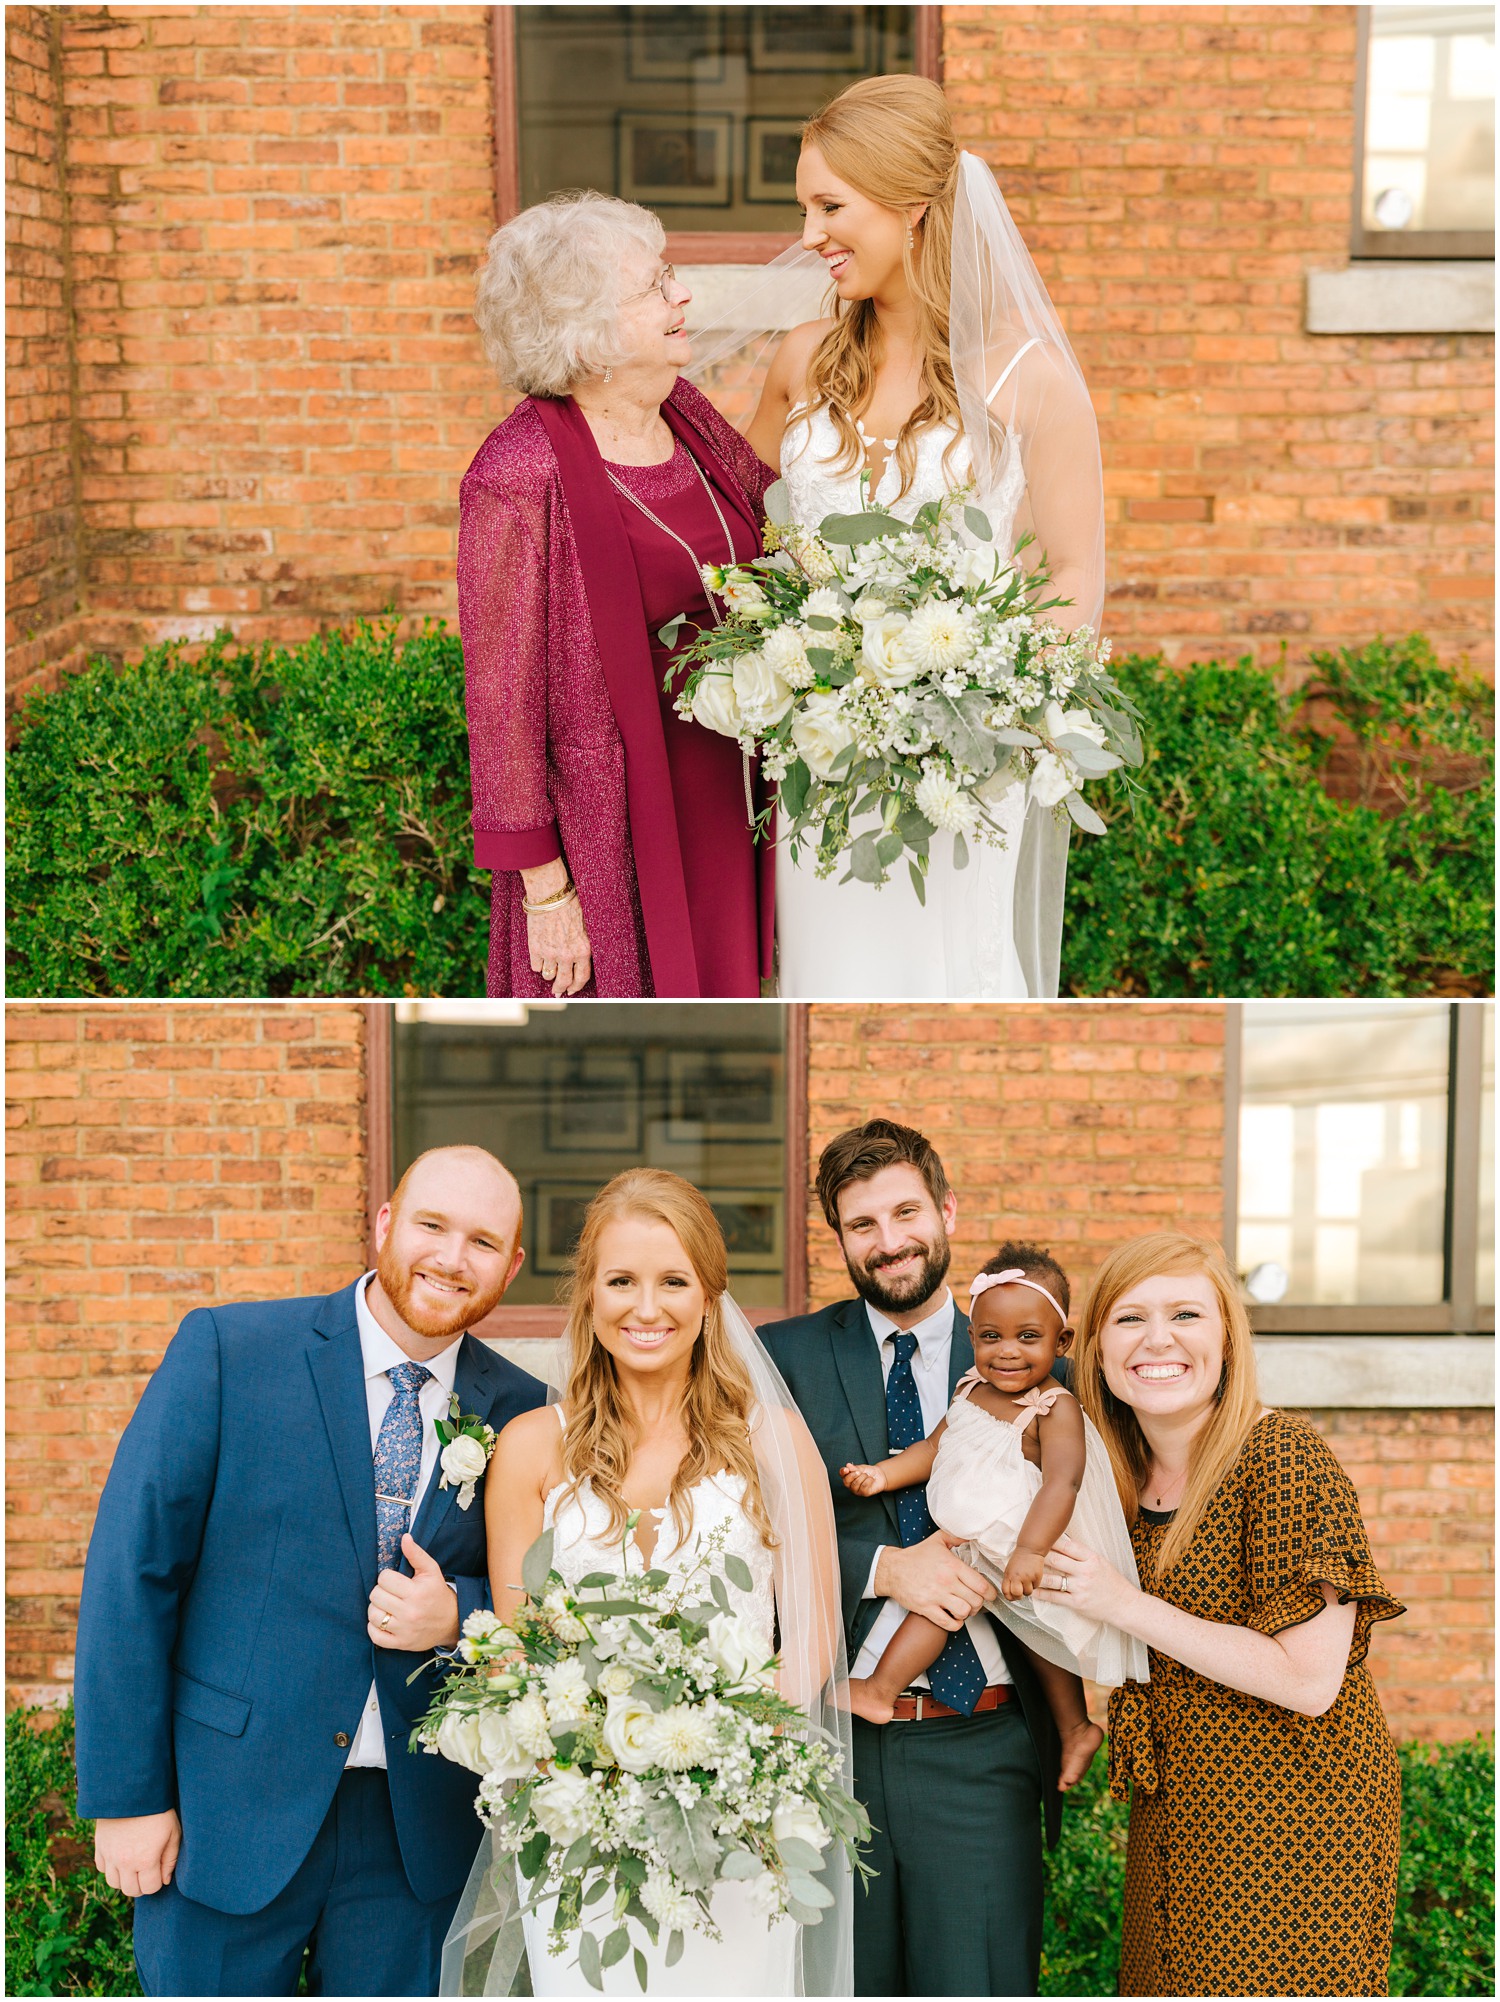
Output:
[662, 482, 1144, 900]
[417, 1520, 868, 1993]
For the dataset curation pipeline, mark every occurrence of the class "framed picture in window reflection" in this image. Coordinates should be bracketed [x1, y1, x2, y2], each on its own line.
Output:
[616, 112, 733, 208]
[625, 6, 726, 85]
[533, 1182, 603, 1274]
[665, 1050, 782, 1143]
[749, 7, 866, 73]
[708, 1189, 784, 1273]
[542, 1052, 643, 1154]
[745, 117, 805, 205]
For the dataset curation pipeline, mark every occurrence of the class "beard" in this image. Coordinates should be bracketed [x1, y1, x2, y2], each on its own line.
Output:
[375, 1242, 510, 1342]
[844, 1228, 952, 1317]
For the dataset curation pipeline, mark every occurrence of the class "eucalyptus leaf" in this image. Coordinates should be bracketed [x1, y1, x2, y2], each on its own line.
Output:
[521, 1530, 555, 1601]
[718, 1850, 766, 1880]
[805, 614, 839, 631]
[875, 829, 904, 867]
[805, 647, 836, 674]
[1064, 790, 1109, 837]
[827, 740, 859, 778]
[579, 1930, 603, 1992]
[584, 1875, 612, 1906]
[991, 727, 1041, 748]
[1053, 731, 1122, 775]
[763, 477, 792, 527]
[563, 1836, 594, 1873]
[908, 858, 927, 906]
[575, 1571, 615, 1589]
[848, 832, 885, 884]
[952, 830, 970, 871]
[786, 1898, 826, 1926]
[601, 1926, 630, 1968]
[787, 1873, 836, 1909]
[666, 1930, 685, 1968]
[774, 1837, 826, 1872]
[963, 503, 994, 541]
[615, 1853, 647, 1890]
[779, 758, 811, 819]
[817, 509, 904, 545]
[634, 1947, 649, 1993]
[519, 1830, 551, 1881]
[710, 1574, 731, 1612]
[722, 1553, 754, 1592]
[657, 615, 686, 649]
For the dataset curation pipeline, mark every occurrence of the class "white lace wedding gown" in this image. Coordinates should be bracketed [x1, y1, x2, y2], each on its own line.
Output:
[522, 1413, 797, 1997]
[776, 398, 1032, 1000]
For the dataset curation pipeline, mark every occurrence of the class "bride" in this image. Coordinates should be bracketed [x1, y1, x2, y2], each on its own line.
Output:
[740, 75, 1107, 1000]
[441, 1170, 852, 1997]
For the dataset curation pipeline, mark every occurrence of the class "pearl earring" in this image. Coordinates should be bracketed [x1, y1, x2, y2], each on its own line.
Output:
[906, 221, 915, 250]
[604, 366, 613, 385]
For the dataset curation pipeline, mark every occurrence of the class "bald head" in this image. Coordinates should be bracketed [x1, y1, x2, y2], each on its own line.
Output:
[370, 1145, 525, 1352]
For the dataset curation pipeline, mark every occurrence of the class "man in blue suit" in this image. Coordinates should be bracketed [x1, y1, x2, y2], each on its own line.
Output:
[75, 1144, 548, 1997]
[760, 1119, 1065, 1998]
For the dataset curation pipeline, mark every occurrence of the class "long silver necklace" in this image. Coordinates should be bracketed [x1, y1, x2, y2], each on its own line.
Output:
[605, 452, 755, 825]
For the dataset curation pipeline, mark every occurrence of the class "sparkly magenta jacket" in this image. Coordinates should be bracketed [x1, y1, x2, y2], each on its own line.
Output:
[458, 379, 777, 998]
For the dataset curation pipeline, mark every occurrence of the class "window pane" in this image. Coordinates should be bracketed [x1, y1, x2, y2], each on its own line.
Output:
[393, 1003, 787, 1308]
[1479, 1005, 1495, 1308]
[1237, 1002, 1451, 1305]
[516, 6, 916, 234]
[1362, 5, 1495, 237]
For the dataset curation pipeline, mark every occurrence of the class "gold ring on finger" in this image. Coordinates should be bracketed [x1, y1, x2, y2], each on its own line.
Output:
[380, 1610, 393, 1629]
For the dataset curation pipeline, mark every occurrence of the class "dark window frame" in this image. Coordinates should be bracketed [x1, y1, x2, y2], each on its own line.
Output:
[491, 4, 943, 262]
[1350, 6, 1496, 262]
[364, 1003, 810, 1333]
[1224, 1001, 1494, 1336]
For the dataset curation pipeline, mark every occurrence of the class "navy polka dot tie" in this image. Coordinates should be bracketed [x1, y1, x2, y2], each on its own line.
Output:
[373, 1361, 432, 1572]
[886, 1333, 988, 1716]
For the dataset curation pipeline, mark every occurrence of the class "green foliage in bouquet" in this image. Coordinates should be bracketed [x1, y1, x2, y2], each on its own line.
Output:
[1062, 638, 1494, 996]
[416, 1525, 868, 1992]
[6, 621, 488, 998]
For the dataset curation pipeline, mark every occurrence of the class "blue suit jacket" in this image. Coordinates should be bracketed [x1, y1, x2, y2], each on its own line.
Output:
[74, 1281, 547, 1914]
[759, 1296, 1067, 1848]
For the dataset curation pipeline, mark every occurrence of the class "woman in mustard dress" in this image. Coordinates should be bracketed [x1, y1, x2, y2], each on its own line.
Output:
[1030, 1231, 1404, 1998]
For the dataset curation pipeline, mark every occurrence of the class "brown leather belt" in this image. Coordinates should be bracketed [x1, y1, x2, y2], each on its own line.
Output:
[887, 1685, 1011, 1722]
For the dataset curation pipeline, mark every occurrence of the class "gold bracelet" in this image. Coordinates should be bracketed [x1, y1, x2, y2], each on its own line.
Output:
[521, 882, 578, 915]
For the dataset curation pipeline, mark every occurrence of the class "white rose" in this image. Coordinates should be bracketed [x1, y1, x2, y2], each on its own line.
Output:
[1042, 701, 1107, 750]
[435, 1708, 488, 1775]
[688, 670, 741, 739]
[772, 1800, 832, 1854]
[598, 1663, 635, 1698]
[441, 1434, 488, 1489]
[705, 1610, 772, 1687]
[859, 614, 924, 689]
[789, 690, 857, 781]
[956, 543, 1012, 593]
[1029, 750, 1076, 808]
[601, 1693, 658, 1773]
[851, 596, 887, 625]
[477, 1706, 536, 1780]
[531, 1767, 595, 1847]
[542, 1657, 593, 1727]
[732, 649, 795, 731]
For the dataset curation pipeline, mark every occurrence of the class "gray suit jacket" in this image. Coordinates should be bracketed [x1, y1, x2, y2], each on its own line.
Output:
[760, 1295, 1066, 1847]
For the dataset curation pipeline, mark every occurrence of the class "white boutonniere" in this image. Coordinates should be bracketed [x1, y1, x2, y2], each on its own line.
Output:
[435, 1394, 496, 1511]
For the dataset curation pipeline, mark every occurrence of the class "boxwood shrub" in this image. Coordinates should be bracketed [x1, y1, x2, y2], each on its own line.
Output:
[5, 624, 1491, 998]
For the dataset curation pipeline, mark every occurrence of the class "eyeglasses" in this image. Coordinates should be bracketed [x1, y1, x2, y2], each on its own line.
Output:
[627, 264, 678, 305]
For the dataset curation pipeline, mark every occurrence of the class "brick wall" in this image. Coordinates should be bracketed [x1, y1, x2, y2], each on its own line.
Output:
[6, 5, 1492, 699]
[946, 3, 1494, 670]
[5, 7, 85, 691]
[5, 1000, 1491, 1742]
[5, 1004, 369, 1708]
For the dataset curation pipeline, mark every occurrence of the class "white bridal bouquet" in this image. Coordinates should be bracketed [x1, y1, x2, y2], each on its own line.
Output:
[663, 481, 1144, 896]
[418, 1521, 868, 1993]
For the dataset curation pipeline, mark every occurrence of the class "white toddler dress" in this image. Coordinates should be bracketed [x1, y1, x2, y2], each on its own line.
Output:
[924, 1373, 1150, 1687]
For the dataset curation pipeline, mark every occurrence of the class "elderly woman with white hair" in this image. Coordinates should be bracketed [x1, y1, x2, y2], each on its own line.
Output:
[459, 192, 777, 998]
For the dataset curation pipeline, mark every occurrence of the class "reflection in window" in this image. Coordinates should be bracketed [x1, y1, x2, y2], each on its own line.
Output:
[1360, 4, 1495, 245]
[393, 1003, 786, 1307]
[1237, 1002, 1450, 1305]
[515, 6, 916, 235]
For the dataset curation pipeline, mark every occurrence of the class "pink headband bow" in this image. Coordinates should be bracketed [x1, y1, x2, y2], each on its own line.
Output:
[968, 1267, 1067, 1326]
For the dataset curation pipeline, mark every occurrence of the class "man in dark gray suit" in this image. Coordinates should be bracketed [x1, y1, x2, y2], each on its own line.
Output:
[760, 1118, 1062, 1998]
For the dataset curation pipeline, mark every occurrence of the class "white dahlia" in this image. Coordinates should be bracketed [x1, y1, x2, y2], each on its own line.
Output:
[914, 766, 981, 835]
[904, 600, 977, 673]
[644, 1702, 720, 1770]
[641, 1870, 700, 1933]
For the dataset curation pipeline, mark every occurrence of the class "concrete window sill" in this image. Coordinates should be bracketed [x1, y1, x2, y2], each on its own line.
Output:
[1306, 262, 1495, 335]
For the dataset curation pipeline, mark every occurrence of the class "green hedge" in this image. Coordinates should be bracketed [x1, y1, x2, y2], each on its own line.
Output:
[5, 624, 1492, 998]
[7, 1705, 1493, 1997]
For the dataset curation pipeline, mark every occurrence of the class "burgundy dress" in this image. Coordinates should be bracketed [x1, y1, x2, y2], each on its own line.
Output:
[608, 441, 762, 997]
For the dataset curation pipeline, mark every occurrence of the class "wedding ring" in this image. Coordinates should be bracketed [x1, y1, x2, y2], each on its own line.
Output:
[541, 962, 558, 981]
[1058, 1575, 1070, 1594]
[380, 1611, 393, 1629]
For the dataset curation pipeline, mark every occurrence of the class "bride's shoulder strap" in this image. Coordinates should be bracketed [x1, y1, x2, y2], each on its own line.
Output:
[984, 335, 1044, 407]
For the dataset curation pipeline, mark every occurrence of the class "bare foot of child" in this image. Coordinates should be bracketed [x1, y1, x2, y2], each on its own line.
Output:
[840, 1677, 897, 1725]
[1057, 1719, 1105, 1790]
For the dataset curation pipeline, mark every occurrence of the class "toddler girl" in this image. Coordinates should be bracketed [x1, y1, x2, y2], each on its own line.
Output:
[841, 1244, 1148, 1788]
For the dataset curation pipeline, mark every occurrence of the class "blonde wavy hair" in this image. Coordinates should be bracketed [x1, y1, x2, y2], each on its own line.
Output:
[1072, 1232, 1266, 1574]
[797, 73, 964, 499]
[559, 1170, 775, 1551]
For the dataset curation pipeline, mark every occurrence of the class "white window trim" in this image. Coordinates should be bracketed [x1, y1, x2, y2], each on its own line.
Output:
[1306, 261, 1495, 334]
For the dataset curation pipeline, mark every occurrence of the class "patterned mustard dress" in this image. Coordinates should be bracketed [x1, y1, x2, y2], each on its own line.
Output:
[1108, 1410, 1404, 1997]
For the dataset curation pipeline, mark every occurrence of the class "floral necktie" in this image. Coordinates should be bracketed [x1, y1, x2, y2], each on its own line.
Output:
[373, 1360, 433, 1572]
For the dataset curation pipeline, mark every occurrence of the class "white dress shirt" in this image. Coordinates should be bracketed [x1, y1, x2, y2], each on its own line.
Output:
[346, 1272, 464, 1769]
[852, 1290, 1010, 1688]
